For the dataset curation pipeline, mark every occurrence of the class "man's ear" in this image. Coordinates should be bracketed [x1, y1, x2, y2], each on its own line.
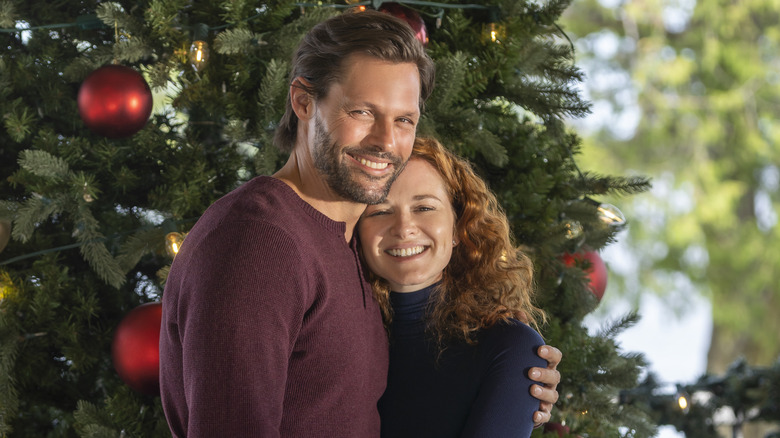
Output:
[290, 77, 315, 121]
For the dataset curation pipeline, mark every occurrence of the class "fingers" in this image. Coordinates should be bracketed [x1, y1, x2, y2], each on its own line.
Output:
[533, 409, 551, 428]
[531, 384, 559, 404]
[529, 367, 561, 388]
[538, 345, 563, 368]
[531, 344, 563, 429]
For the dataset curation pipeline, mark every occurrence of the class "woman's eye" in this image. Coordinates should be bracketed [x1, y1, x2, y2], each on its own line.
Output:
[366, 209, 389, 217]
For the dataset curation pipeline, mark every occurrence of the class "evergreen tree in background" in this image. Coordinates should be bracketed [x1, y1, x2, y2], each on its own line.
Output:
[0, 1, 654, 436]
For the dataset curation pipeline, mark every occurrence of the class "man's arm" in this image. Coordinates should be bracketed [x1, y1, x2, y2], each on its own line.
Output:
[161, 221, 310, 437]
[528, 345, 562, 426]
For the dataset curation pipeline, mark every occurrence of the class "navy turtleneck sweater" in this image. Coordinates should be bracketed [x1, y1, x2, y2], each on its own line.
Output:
[379, 284, 545, 438]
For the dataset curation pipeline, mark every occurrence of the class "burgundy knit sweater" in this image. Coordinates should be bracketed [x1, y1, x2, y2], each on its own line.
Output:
[160, 176, 389, 437]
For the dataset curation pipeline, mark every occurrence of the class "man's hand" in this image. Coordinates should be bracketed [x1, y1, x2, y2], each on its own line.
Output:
[528, 345, 562, 427]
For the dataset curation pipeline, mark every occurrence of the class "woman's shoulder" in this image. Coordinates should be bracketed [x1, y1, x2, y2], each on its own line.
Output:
[477, 320, 546, 365]
[484, 318, 543, 342]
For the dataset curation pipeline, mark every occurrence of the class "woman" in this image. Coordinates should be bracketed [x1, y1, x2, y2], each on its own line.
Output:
[359, 137, 547, 438]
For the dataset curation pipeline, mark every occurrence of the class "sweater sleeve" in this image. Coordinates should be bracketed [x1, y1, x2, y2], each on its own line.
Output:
[458, 322, 547, 438]
[162, 219, 312, 437]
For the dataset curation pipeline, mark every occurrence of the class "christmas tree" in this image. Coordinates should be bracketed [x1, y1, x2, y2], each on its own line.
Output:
[1, 1, 655, 436]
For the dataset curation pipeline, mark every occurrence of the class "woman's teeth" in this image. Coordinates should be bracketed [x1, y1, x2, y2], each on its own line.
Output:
[387, 246, 425, 257]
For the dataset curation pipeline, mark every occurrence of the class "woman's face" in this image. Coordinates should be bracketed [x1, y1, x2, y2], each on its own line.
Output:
[359, 158, 457, 292]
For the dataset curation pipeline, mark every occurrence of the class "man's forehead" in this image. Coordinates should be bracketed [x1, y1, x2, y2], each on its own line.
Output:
[335, 55, 422, 105]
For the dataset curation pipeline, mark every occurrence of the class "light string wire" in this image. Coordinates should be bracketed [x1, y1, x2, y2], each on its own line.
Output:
[0, 1, 496, 34]
[0, 218, 199, 266]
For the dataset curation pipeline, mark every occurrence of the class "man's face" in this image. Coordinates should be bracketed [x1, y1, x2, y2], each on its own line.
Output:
[309, 54, 421, 205]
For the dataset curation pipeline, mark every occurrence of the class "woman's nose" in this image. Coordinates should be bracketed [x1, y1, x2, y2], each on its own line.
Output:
[390, 211, 416, 238]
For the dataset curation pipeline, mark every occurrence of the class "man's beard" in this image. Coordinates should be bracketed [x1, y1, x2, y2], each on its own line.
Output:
[311, 117, 404, 205]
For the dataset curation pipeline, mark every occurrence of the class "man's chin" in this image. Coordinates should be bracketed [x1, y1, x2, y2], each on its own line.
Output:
[347, 188, 388, 205]
[363, 194, 388, 205]
[337, 180, 391, 205]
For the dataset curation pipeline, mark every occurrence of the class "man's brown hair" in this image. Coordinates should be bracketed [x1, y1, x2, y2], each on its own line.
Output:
[274, 10, 435, 152]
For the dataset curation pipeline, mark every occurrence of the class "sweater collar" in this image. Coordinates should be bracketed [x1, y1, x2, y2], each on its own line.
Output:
[389, 283, 440, 322]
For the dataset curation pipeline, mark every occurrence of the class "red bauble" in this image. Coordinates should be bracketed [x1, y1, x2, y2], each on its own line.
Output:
[78, 64, 153, 138]
[543, 422, 571, 436]
[112, 302, 162, 395]
[562, 250, 608, 301]
[378, 3, 428, 46]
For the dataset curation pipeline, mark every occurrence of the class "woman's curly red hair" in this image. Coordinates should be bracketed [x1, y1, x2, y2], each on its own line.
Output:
[367, 137, 545, 346]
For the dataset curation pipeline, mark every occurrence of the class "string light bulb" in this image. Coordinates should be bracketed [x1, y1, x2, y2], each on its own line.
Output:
[481, 6, 506, 44]
[584, 197, 626, 227]
[676, 388, 691, 414]
[165, 232, 185, 258]
[564, 220, 583, 239]
[483, 22, 506, 43]
[189, 23, 210, 71]
[0, 270, 14, 302]
[82, 182, 95, 203]
[597, 202, 626, 226]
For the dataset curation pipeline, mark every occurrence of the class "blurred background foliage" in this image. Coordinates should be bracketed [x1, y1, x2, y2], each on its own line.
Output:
[560, 0, 780, 435]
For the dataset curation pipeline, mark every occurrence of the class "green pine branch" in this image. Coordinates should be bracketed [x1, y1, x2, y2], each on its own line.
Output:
[214, 28, 264, 54]
[18, 149, 71, 181]
[116, 226, 168, 273]
[4, 99, 37, 142]
[73, 204, 126, 289]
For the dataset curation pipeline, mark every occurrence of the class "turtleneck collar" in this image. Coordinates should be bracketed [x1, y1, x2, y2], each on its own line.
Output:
[389, 283, 440, 324]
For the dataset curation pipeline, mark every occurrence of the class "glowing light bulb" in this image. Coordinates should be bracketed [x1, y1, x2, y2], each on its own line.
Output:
[482, 22, 506, 44]
[597, 203, 626, 226]
[165, 232, 185, 258]
[189, 23, 210, 71]
[676, 391, 690, 413]
[0, 271, 14, 302]
[189, 40, 209, 71]
[481, 7, 505, 44]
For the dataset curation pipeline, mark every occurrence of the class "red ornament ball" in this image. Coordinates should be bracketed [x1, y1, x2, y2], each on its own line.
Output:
[112, 302, 162, 395]
[78, 64, 153, 138]
[378, 3, 428, 47]
[562, 250, 608, 301]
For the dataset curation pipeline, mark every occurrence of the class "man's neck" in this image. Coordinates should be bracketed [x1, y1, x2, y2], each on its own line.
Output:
[273, 156, 366, 241]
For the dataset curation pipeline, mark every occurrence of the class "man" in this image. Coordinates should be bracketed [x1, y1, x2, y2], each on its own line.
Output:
[160, 10, 560, 437]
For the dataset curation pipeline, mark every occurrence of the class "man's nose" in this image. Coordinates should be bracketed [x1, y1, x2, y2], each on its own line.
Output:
[367, 118, 395, 152]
